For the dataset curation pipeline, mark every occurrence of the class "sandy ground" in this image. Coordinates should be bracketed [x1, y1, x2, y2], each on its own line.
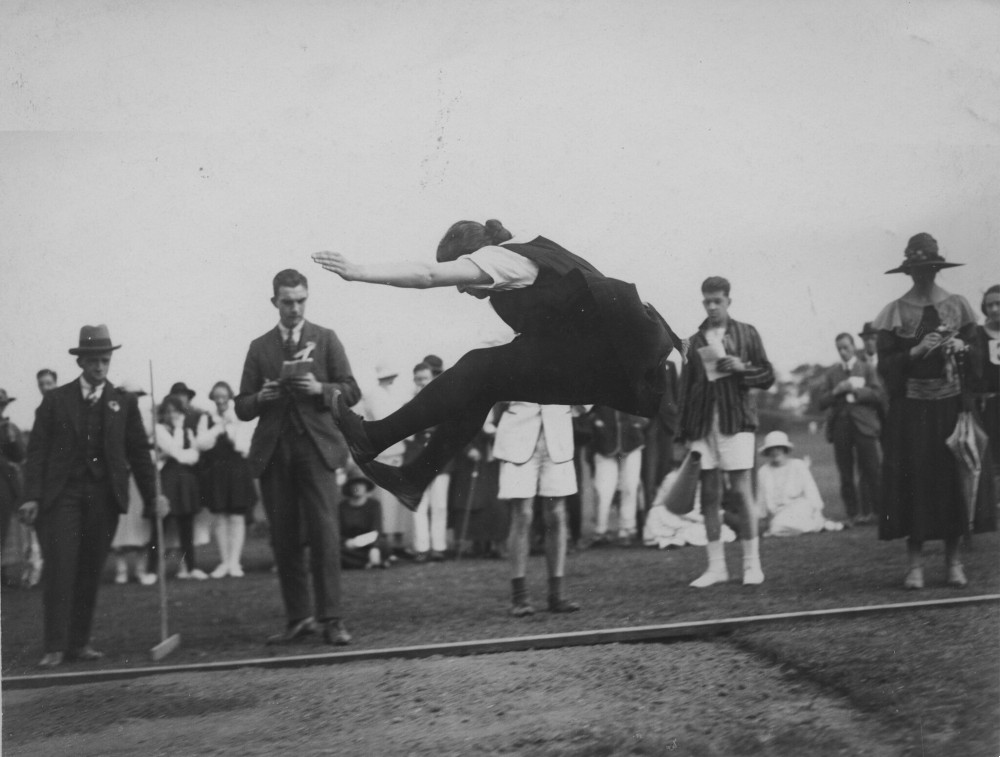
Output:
[3, 641, 915, 757]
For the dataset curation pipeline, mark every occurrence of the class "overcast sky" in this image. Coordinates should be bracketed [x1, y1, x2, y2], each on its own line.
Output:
[2, 0, 998, 429]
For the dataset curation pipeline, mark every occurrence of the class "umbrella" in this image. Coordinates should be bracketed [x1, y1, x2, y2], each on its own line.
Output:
[944, 410, 990, 531]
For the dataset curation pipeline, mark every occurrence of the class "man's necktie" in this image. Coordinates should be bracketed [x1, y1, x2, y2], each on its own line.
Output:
[282, 331, 306, 434]
[87, 387, 100, 406]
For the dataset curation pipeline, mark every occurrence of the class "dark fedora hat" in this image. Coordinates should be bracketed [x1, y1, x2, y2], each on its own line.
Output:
[169, 382, 196, 399]
[858, 321, 877, 338]
[341, 476, 375, 497]
[68, 324, 121, 355]
[885, 233, 963, 275]
[0, 388, 15, 406]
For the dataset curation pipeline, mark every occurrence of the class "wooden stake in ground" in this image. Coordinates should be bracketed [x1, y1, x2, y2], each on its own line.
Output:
[148, 361, 181, 662]
[455, 458, 480, 562]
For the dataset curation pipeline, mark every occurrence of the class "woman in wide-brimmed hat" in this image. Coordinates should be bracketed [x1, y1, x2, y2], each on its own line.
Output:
[873, 233, 995, 589]
[755, 431, 839, 537]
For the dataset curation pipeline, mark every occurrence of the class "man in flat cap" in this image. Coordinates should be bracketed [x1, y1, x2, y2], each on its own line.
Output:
[20, 325, 166, 668]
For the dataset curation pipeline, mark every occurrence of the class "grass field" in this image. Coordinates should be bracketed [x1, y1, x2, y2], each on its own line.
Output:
[3, 424, 998, 754]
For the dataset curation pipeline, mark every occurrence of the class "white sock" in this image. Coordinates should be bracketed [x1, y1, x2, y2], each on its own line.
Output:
[741, 538, 761, 570]
[707, 540, 727, 573]
[689, 541, 729, 587]
[214, 517, 230, 569]
[228, 515, 246, 570]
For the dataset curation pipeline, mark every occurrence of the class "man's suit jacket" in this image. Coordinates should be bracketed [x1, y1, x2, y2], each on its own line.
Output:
[818, 360, 885, 439]
[493, 402, 575, 465]
[23, 379, 158, 513]
[235, 320, 361, 476]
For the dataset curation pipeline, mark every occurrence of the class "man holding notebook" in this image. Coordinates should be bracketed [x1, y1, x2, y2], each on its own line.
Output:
[235, 268, 361, 645]
[679, 276, 774, 588]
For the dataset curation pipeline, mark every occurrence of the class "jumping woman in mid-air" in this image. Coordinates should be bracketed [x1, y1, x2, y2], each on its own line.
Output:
[312, 219, 681, 509]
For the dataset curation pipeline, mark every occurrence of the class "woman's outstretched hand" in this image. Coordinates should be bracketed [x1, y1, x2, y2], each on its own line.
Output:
[312, 251, 358, 281]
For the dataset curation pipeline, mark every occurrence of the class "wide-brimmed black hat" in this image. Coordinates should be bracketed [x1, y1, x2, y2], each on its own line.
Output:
[169, 382, 196, 399]
[885, 233, 964, 275]
[68, 324, 122, 355]
[858, 321, 877, 338]
[0, 388, 15, 406]
[341, 476, 375, 497]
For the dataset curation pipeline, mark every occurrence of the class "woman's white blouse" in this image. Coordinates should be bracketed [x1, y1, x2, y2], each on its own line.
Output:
[464, 246, 540, 291]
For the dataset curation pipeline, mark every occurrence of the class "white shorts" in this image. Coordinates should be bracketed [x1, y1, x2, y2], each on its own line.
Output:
[689, 412, 755, 471]
[498, 432, 577, 500]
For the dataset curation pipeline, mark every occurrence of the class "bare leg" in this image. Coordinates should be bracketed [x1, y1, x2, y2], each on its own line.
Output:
[508, 498, 534, 580]
[507, 499, 535, 615]
[543, 497, 580, 612]
[730, 469, 763, 585]
[690, 470, 729, 588]
[228, 515, 246, 577]
[542, 497, 567, 578]
[211, 515, 230, 578]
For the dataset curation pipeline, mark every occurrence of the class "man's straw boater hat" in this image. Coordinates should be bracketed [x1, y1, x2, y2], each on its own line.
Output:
[68, 324, 121, 355]
[885, 233, 964, 275]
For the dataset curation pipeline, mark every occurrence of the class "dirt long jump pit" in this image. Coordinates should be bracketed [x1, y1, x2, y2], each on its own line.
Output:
[11, 597, 993, 756]
[5, 640, 910, 757]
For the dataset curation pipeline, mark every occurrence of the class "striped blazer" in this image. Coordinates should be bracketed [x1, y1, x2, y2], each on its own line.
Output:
[679, 318, 774, 440]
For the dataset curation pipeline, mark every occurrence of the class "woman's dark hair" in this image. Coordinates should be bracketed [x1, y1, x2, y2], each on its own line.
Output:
[436, 219, 513, 262]
[210, 380, 234, 400]
[159, 394, 186, 421]
[982, 284, 1000, 316]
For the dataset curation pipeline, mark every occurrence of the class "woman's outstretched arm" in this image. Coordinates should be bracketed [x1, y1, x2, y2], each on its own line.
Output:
[311, 251, 492, 290]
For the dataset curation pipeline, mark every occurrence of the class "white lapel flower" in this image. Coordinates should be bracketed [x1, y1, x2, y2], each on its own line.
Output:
[294, 341, 317, 360]
[108, 400, 120, 413]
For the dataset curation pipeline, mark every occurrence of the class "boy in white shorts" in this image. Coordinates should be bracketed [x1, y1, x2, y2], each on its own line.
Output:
[680, 276, 774, 586]
[493, 401, 581, 616]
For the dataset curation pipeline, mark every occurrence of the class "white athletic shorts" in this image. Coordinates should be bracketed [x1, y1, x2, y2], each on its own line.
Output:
[689, 411, 755, 471]
[498, 432, 577, 499]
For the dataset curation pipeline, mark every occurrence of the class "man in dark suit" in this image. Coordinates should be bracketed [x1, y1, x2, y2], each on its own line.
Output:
[818, 332, 885, 525]
[857, 321, 879, 372]
[235, 268, 360, 645]
[19, 325, 165, 669]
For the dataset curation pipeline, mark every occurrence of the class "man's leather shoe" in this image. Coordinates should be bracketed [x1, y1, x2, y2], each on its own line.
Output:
[322, 620, 352, 645]
[547, 598, 581, 614]
[359, 460, 425, 512]
[38, 652, 64, 669]
[67, 646, 105, 661]
[265, 617, 318, 645]
[334, 392, 377, 465]
[509, 602, 536, 618]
